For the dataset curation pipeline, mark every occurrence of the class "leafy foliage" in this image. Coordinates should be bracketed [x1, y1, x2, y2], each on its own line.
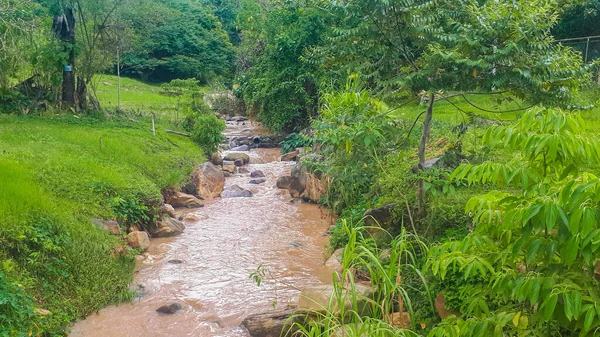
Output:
[119, 0, 235, 83]
[312, 86, 399, 212]
[238, 3, 329, 131]
[429, 108, 600, 336]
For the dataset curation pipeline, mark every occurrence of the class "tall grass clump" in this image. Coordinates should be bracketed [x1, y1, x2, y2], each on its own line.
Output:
[294, 220, 433, 336]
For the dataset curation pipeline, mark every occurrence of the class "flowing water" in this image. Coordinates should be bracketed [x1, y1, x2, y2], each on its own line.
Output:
[70, 122, 334, 337]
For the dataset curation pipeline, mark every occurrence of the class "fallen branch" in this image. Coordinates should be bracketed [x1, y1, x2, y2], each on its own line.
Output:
[166, 130, 190, 137]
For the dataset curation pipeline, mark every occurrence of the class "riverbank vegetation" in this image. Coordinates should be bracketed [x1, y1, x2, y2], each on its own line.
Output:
[2, 0, 600, 335]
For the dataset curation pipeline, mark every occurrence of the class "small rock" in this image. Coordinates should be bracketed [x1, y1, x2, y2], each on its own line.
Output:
[231, 145, 250, 151]
[223, 165, 236, 174]
[290, 198, 304, 204]
[222, 185, 253, 198]
[168, 259, 184, 264]
[249, 179, 266, 184]
[156, 303, 182, 315]
[223, 171, 232, 177]
[181, 213, 200, 222]
[223, 160, 235, 166]
[238, 167, 250, 174]
[127, 231, 150, 251]
[276, 176, 293, 189]
[91, 218, 121, 235]
[160, 204, 176, 218]
[250, 170, 265, 178]
[35, 308, 51, 316]
[234, 159, 245, 167]
[280, 150, 298, 162]
[210, 152, 223, 166]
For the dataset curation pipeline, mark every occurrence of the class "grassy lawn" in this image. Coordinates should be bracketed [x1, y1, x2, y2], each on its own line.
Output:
[92, 74, 209, 123]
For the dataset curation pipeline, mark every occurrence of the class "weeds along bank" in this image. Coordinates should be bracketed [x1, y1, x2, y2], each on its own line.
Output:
[0, 114, 206, 335]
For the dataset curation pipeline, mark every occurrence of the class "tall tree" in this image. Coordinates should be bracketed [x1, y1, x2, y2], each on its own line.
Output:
[323, 0, 592, 218]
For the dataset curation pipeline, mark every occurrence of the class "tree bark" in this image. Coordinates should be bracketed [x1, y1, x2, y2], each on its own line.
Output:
[417, 93, 435, 217]
[54, 8, 76, 107]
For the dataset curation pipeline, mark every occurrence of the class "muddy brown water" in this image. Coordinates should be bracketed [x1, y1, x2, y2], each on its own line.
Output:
[70, 122, 334, 337]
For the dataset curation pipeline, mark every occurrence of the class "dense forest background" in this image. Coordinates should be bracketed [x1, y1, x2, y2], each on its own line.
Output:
[2, 0, 600, 336]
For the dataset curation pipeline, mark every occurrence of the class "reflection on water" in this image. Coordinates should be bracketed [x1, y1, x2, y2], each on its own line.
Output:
[70, 124, 334, 337]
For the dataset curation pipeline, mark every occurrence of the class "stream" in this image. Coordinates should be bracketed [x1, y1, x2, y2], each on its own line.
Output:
[69, 121, 334, 337]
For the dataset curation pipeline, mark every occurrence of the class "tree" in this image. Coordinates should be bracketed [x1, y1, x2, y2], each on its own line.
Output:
[49, 0, 122, 110]
[119, 0, 235, 83]
[323, 0, 591, 218]
[429, 108, 600, 336]
[238, 2, 329, 131]
[0, 0, 40, 89]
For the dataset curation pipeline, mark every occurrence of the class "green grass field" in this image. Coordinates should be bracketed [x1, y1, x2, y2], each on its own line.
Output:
[93, 74, 210, 122]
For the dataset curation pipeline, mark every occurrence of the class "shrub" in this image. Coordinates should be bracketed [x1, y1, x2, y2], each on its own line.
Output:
[190, 114, 226, 155]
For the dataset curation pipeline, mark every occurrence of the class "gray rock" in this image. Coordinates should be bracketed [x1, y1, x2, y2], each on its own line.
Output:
[231, 145, 250, 151]
[223, 160, 235, 166]
[156, 303, 182, 314]
[168, 259, 184, 264]
[221, 185, 253, 198]
[276, 176, 292, 189]
[249, 178, 266, 184]
[250, 170, 265, 178]
[224, 152, 250, 164]
[234, 159, 245, 167]
[210, 152, 223, 166]
[238, 167, 250, 174]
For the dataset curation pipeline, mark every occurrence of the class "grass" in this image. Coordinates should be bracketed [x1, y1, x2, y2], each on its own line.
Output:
[0, 77, 207, 335]
[92, 74, 210, 123]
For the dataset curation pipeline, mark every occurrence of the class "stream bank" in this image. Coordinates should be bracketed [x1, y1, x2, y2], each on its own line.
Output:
[69, 119, 335, 337]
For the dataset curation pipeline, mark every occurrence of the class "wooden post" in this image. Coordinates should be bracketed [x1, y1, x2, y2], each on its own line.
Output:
[152, 114, 156, 136]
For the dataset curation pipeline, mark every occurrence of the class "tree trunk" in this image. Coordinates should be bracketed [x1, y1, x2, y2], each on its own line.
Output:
[54, 8, 77, 107]
[417, 93, 435, 217]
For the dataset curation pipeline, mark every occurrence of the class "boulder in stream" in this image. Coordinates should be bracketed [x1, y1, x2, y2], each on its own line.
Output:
[242, 307, 310, 337]
[160, 204, 176, 218]
[280, 150, 298, 162]
[210, 152, 223, 166]
[224, 152, 250, 165]
[221, 185, 253, 198]
[276, 176, 292, 190]
[231, 145, 250, 151]
[151, 216, 185, 238]
[126, 230, 150, 251]
[165, 192, 204, 208]
[192, 162, 225, 200]
[223, 165, 237, 174]
[234, 159, 245, 167]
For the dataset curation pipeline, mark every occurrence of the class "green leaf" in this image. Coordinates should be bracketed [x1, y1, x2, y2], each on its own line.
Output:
[584, 307, 595, 331]
[569, 208, 583, 236]
[562, 236, 579, 266]
[542, 293, 558, 321]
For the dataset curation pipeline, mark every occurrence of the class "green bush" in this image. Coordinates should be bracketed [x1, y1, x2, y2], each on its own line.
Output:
[190, 114, 226, 155]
